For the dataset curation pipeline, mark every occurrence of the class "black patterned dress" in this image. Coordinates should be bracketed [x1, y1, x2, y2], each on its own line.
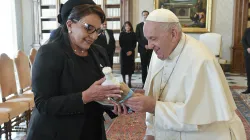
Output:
[119, 31, 137, 75]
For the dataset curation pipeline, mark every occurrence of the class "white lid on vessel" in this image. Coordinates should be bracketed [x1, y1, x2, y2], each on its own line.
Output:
[102, 67, 112, 74]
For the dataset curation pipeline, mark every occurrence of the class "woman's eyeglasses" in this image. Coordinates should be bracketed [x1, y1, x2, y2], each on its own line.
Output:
[73, 19, 103, 35]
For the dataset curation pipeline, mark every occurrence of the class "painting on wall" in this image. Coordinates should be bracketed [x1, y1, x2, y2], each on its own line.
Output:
[154, 0, 212, 33]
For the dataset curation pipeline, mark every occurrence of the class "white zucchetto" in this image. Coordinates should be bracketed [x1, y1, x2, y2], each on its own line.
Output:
[146, 9, 179, 23]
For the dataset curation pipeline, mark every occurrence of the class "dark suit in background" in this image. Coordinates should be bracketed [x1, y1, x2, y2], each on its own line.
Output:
[94, 29, 116, 68]
[136, 22, 153, 85]
[242, 28, 250, 93]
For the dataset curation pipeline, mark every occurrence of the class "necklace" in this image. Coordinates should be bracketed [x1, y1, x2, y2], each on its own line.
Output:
[72, 45, 86, 54]
[73, 49, 84, 53]
[73, 47, 88, 56]
[158, 35, 186, 100]
[68, 35, 85, 54]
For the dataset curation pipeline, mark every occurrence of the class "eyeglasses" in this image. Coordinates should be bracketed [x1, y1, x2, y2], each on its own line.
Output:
[73, 19, 103, 35]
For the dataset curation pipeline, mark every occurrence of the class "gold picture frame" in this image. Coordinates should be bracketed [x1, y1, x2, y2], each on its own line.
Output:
[154, 0, 212, 33]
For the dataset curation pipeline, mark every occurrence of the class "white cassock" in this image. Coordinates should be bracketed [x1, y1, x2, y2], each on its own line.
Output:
[144, 33, 246, 140]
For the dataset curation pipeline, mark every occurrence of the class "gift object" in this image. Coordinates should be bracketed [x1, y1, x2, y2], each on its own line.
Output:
[97, 67, 134, 107]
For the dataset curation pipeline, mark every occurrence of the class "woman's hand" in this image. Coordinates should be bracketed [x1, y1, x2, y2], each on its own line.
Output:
[82, 78, 121, 103]
[126, 51, 132, 56]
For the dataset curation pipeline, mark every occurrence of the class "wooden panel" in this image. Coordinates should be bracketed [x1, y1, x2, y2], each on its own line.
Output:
[120, 0, 131, 26]
[41, 5, 56, 9]
[231, 47, 245, 73]
[113, 29, 120, 33]
[105, 4, 120, 8]
[40, 17, 57, 21]
[41, 29, 54, 33]
[231, 0, 249, 73]
[106, 17, 120, 21]
[233, 0, 248, 45]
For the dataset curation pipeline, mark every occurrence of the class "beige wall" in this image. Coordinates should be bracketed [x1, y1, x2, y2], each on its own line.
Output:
[132, 0, 234, 63]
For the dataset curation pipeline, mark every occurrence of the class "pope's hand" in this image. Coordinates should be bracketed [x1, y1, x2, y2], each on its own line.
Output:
[125, 94, 156, 113]
[144, 135, 155, 140]
[112, 103, 129, 116]
[247, 48, 250, 54]
[126, 51, 132, 56]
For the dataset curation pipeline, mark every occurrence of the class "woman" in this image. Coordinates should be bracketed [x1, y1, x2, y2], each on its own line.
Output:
[27, 0, 126, 140]
[119, 21, 137, 88]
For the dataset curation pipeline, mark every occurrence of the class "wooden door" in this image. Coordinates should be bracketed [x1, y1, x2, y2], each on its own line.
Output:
[231, 0, 249, 73]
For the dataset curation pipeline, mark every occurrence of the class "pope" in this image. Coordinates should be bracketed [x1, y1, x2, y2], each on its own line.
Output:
[125, 9, 246, 140]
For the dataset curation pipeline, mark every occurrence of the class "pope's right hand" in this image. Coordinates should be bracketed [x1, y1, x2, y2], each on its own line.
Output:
[112, 103, 129, 116]
[247, 48, 250, 54]
[81, 78, 121, 104]
[144, 135, 155, 140]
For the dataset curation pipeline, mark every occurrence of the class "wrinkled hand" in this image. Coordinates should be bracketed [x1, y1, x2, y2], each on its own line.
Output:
[109, 94, 144, 115]
[82, 78, 121, 103]
[125, 94, 156, 113]
[126, 51, 132, 56]
[112, 103, 129, 116]
[247, 48, 250, 54]
[144, 135, 155, 140]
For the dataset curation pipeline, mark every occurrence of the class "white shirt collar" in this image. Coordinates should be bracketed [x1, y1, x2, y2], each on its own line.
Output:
[168, 33, 186, 60]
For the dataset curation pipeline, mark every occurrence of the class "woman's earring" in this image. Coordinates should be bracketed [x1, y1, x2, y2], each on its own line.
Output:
[68, 30, 72, 33]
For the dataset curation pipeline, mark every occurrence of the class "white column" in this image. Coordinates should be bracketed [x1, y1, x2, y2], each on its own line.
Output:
[31, 0, 41, 49]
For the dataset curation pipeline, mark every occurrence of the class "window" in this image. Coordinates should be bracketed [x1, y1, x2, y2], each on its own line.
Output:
[39, 0, 122, 44]
[104, 0, 121, 41]
[94, 0, 121, 40]
[93, 0, 121, 64]
[39, 0, 59, 44]
[0, 1, 17, 58]
[39, 0, 67, 44]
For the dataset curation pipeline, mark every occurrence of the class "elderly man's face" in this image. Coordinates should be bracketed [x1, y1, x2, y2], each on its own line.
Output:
[144, 21, 175, 60]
